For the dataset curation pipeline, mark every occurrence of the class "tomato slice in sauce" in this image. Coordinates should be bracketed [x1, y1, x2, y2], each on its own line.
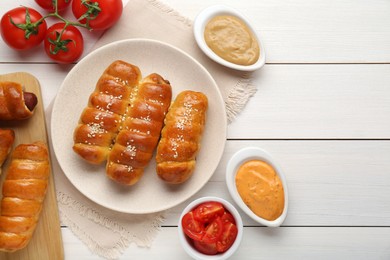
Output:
[202, 217, 224, 243]
[182, 211, 204, 241]
[221, 211, 236, 225]
[216, 222, 238, 253]
[193, 240, 218, 255]
[194, 201, 225, 223]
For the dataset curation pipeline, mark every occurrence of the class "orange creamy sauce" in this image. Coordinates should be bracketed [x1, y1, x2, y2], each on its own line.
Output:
[204, 15, 260, 66]
[235, 160, 284, 221]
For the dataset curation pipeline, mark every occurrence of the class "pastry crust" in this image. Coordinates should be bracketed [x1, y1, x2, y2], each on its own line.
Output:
[0, 141, 49, 252]
[73, 60, 142, 164]
[0, 82, 35, 120]
[0, 129, 15, 174]
[106, 73, 172, 185]
[156, 90, 208, 184]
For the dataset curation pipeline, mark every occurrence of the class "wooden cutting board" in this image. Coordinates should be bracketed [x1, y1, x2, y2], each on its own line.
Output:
[0, 72, 64, 260]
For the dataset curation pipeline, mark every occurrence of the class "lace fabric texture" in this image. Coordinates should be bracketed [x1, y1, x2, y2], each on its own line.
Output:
[51, 0, 257, 259]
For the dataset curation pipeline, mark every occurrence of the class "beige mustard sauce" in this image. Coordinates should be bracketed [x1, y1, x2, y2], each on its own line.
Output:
[235, 160, 284, 221]
[204, 15, 260, 66]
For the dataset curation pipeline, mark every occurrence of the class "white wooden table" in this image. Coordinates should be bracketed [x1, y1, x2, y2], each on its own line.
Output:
[1, 0, 390, 259]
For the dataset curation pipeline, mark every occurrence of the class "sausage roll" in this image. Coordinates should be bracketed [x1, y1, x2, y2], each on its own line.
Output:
[73, 60, 142, 164]
[0, 142, 50, 252]
[106, 73, 172, 185]
[156, 90, 208, 184]
[0, 129, 15, 175]
[0, 81, 38, 121]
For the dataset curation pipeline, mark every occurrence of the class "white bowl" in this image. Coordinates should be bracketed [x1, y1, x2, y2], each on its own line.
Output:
[226, 147, 288, 227]
[193, 5, 266, 71]
[178, 196, 243, 260]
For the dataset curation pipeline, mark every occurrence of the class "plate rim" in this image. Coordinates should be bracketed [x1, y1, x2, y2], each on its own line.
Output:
[51, 38, 227, 214]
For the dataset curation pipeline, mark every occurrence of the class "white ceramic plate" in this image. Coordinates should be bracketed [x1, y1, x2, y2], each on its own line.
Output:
[226, 147, 288, 227]
[193, 5, 266, 71]
[51, 39, 227, 214]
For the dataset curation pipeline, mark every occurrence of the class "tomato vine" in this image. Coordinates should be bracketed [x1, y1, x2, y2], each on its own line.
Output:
[0, 0, 123, 63]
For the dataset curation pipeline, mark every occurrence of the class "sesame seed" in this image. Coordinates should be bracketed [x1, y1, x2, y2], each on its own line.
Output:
[125, 144, 137, 157]
[124, 165, 133, 173]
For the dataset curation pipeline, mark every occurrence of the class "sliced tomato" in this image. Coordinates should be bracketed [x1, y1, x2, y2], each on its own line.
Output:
[221, 211, 236, 225]
[182, 211, 204, 241]
[194, 201, 225, 223]
[216, 222, 238, 253]
[193, 240, 218, 255]
[202, 217, 223, 244]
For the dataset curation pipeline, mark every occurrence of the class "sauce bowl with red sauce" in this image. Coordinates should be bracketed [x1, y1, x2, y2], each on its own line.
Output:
[178, 196, 243, 260]
[226, 147, 289, 227]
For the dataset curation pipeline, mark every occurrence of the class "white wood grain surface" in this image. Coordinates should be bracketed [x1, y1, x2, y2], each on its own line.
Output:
[62, 227, 390, 259]
[2, 0, 390, 63]
[0, 0, 389, 259]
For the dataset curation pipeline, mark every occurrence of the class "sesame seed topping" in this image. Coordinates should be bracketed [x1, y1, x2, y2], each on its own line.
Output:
[124, 165, 133, 173]
[140, 115, 151, 122]
[125, 144, 137, 157]
[87, 123, 106, 138]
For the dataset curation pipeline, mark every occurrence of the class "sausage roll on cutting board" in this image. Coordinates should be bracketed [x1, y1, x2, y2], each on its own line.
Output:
[0, 141, 50, 252]
[156, 90, 208, 184]
[0, 129, 15, 175]
[106, 73, 172, 185]
[0, 81, 38, 121]
[73, 60, 142, 164]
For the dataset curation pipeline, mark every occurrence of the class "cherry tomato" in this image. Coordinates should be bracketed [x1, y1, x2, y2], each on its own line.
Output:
[72, 0, 123, 30]
[44, 22, 84, 64]
[194, 201, 225, 223]
[221, 211, 236, 225]
[193, 240, 218, 255]
[35, 0, 72, 12]
[202, 217, 224, 244]
[181, 211, 204, 241]
[0, 7, 47, 50]
[216, 222, 238, 253]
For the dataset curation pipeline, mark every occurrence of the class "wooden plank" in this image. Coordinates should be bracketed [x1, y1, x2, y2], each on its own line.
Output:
[164, 0, 390, 63]
[60, 227, 390, 259]
[0, 73, 64, 259]
[0, 64, 71, 110]
[228, 64, 390, 139]
[162, 140, 390, 226]
[1, 0, 390, 63]
[1, 64, 389, 139]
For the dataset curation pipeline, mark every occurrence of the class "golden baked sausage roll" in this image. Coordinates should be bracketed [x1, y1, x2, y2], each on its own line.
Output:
[0, 129, 15, 174]
[0, 142, 50, 252]
[106, 73, 172, 185]
[0, 81, 38, 120]
[73, 60, 142, 164]
[156, 90, 208, 184]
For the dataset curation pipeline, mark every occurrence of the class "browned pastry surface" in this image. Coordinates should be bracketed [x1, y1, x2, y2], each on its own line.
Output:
[156, 90, 208, 184]
[0, 129, 15, 173]
[0, 141, 49, 252]
[0, 81, 37, 120]
[106, 73, 172, 185]
[73, 60, 142, 164]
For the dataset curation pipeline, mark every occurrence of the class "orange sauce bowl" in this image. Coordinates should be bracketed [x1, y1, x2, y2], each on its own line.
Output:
[226, 147, 289, 227]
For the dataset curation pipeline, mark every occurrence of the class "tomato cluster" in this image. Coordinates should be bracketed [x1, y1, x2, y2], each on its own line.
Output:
[0, 0, 123, 63]
[181, 201, 238, 255]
